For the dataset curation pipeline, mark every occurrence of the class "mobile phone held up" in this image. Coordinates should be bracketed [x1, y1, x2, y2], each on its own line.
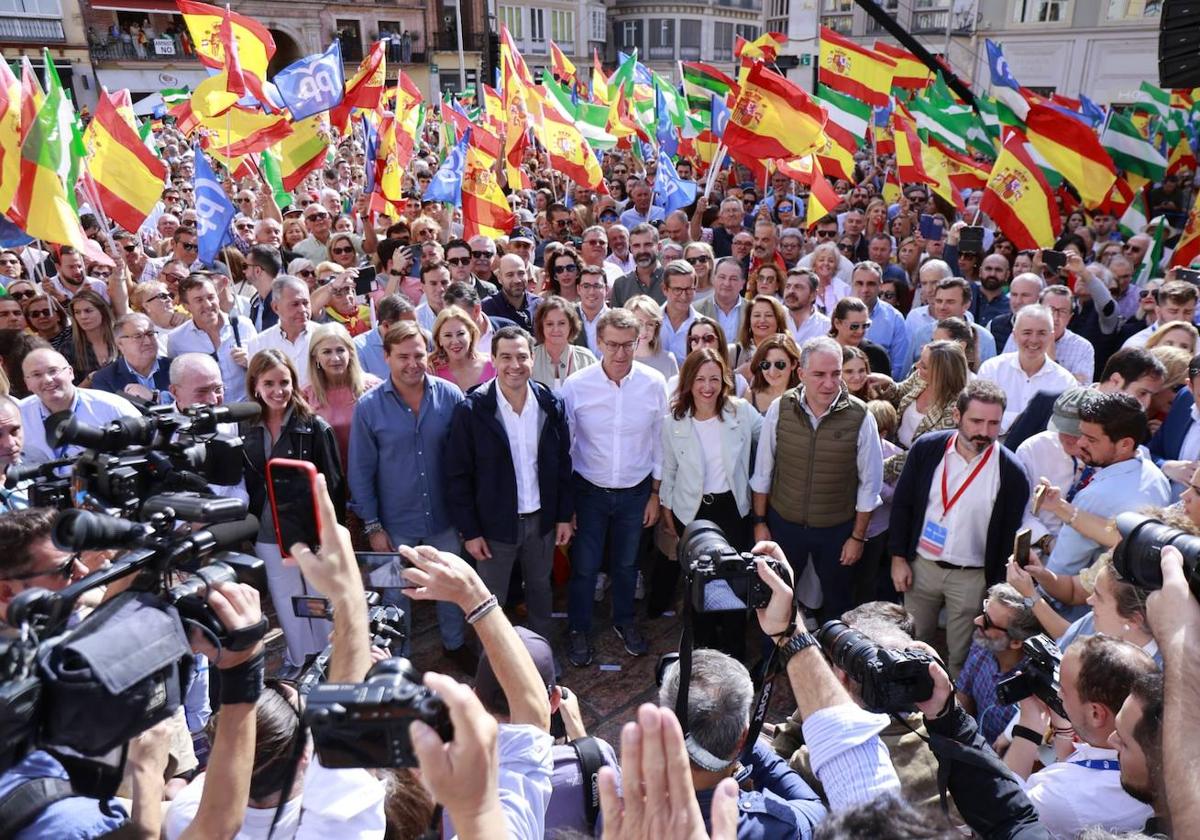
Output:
[267, 458, 322, 559]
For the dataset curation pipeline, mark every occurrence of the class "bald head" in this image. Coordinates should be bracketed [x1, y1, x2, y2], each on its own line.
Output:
[169, 352, 225, 408]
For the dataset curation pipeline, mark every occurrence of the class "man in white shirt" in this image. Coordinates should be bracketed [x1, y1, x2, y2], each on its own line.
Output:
[1006, 636, 1157, 839]
[47, 247, 109, 304]
[560, 308, 667, 667]
[603, 225, 635, 276]
[579, 226, 624, 286]
[1123, 280, 1198, 349]
[415, 262, 452, 333]
[246, 275, 313, 389]
[978, 305, 1077, 434]
[696, 257, 748, 342]
[18, 347, 139, 464]
[1016, 388, 1089, 541]
[1002, 285, 1094, 383]
[167, 275, 257, 403]
[781, 268, 831, 347]
[904, 259, 954, 343]
[908, 276, 995, 372]
[658, 261, 700, 363]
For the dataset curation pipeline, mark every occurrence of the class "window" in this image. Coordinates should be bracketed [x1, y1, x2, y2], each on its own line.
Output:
[680, 19, 701, 60]
[735, 23, 760, 41]
[550, 9, 574, 44]
[0, 0, 60, 14]
[649, 18, 674, 59]
[529, 8, 545, 49]
[768, 0, 789, 17]
[618, 19, 643, 54]
[590, 8, 606, 42]
[499, 6, 522, 40]
[336, 19, 363, 61]
[714, 21, 734, 60]
[1105, 0, 1160, 18]
[821, 0, 852, 9]
[1013, 0, 1069, 23]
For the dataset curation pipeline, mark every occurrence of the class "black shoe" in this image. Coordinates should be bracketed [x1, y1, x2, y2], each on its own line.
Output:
[567, 631, 594, 667]
[443, 645, 479, 675]
[613, 623, 649, 656]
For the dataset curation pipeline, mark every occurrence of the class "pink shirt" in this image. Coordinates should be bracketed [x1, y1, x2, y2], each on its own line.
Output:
[433, 359, 496, 389]
[302, 374, 382, 465]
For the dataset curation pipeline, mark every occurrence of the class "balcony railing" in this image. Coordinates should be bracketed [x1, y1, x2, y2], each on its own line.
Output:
[0, 16, 64, 43]
[648, 45, 674, 59]
[680, 44, 701, 60]
[91, 39, 193, 61]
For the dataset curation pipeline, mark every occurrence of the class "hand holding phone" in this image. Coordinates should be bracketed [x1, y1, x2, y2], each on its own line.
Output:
[267, 458, 322, 559]
[1013, 528, 1032, 569]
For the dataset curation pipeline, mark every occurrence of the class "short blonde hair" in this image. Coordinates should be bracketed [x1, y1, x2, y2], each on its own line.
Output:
[306, 322, 370, 409]
[624, 295, 664, 352]
[430, 305, 481, 367]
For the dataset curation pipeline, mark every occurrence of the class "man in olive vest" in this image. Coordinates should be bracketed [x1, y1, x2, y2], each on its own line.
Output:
[751, 336, 884, 621]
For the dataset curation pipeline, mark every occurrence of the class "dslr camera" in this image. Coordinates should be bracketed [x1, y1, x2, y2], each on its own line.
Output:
[1113, 512, 1200, 599]
[816, 620, 936, 713]
[303, 657, 452, 768]
[677, 520, 786, 613]
[995, 634, 1066, 719]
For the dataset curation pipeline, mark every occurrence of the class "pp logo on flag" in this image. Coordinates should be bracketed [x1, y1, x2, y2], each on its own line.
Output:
[290, 66, 341, 107]
[193, 191, 227, 238]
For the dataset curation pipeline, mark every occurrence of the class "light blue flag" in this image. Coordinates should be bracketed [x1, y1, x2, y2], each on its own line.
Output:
[711, 93, 731, 137]
[274, 41, 345, 121]
[423, 129, 470, 206]
[655, 85, 678, 159]
[1080, 95, 1105, 127]
[192, 144, 236, 266]
[654, 155, 697, 214]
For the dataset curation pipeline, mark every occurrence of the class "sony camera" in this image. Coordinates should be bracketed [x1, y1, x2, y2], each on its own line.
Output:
[677, 520, 786, 613]
[995, 634, 1066, 719]
[1113, 512, 1200, 599]
[304, 657, 452, 768]
[816, 620, 937, 713]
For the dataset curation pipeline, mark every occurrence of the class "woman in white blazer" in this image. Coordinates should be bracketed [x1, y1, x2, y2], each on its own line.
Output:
[656, 346, 762, 657]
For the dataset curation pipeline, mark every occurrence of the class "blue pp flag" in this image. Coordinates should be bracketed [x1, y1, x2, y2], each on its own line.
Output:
[986, 40, 1021, 93]
[711, 94, 731, 137]
[192, 145, 236, 266]
[1080, 95, 1105, 127]
[654, 155, 697, 214]
[363, 118, 380, 196]
[424, 129, 470, 206]
[655, 85, 678, 159]
[275, 41, 345, 121]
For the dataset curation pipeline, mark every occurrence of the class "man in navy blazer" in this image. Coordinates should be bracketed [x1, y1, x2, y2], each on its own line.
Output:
[445, 325, 574, 640]
[89, 312, 172, 405]
[889, 381, 1030, 675]
[1148, 357, 1200, 495]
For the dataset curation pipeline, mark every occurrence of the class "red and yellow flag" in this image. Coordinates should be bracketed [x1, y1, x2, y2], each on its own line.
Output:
[735, 32, 786, 63]
[873, 41, 931, 89]
[200, 106, 292, 158]
[0, 56, 21, 213]
[177, 0, 274, 104]
[538, 107, 604, 190]
[980, 132, 1060, 250]
[329, 40, 387, 135]
[892, 113, 936, 185]
[818, 28, 895, 107]
[550, 40, 576, 82]
[1171, 189, 1200, 268]
[1025, 103, 1117, 208]
[278, 113, 330, 191]
[724, 62, 826, 163]
[778, 155, 840, 229]
[84, 89, 168, 233]
[462, 142, 514, 239]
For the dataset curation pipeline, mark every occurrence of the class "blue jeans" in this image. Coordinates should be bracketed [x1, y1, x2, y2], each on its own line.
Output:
[390, 526, 467, 651]
[568, 474, 651, 634]
[767, 510, 855, 623]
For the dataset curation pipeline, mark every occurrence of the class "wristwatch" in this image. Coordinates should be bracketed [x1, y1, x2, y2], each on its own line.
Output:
[1023, 591, 1044, 609]
[752, 514, 768, 525]
[776, 631, 818, 666]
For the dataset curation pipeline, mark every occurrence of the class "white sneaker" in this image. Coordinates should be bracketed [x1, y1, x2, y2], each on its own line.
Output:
[635, 571, 646, 600]
[594, 572, 609, 603]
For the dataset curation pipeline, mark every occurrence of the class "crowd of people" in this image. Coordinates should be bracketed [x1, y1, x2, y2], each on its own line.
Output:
[0, 118, 1198, 839]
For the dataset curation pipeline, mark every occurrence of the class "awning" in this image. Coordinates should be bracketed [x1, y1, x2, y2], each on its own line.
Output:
[89, 0, 180, 13]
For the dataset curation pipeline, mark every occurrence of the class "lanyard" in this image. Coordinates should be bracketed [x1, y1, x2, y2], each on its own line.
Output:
[940, 434, 994, 518]
[1069, 758, 1119, 771]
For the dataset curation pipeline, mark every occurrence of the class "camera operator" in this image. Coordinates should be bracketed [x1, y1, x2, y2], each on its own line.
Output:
[657, 540, 901, 837]
[1004, 635, 1157, 838]
[0, 508, 88, 625]
[18, 346, 139, 465]
[164, 473, 386, 839]
[400, 544, 557, 839]
[1110, 672, 1167, 835]
[0, 393, 27, 511]
[771, 602, 942, 811]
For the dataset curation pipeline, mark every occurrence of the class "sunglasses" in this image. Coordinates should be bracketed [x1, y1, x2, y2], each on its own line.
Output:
[846, 321, 872, 332]
[26, 307, 52, 318]
[297, 269, 316, 278]
[306, 212, 330, 221]
[689, 333, 719, 345]
[180, 242, 197, 252]
[880, 290, 897, 301]
[979, 599, 1009, 634]
[553, 263, 580, 275]
[8, 290, 35, 300]
[685, 256, 710, 265]
[2, 552, 79, 583]
[759, 359, 790, 371]
[446, 257, 472, 266]
[123, 244, 138, 252]
[815, 230, 838, 239]
[837, 243, 854, 252]
[146, 292, 172, 303]
[92, 270, 112, 279]
[237, 224, 254, 232]
[471, 250, 495, 259]
[331, 246, 356, 256]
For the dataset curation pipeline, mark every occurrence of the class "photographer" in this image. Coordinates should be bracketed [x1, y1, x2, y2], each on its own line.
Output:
[0, 393, 27, 510]
[658, 540, 901, 836]
[0, 508, 88, 623]
[1004, 635, 1157, 838]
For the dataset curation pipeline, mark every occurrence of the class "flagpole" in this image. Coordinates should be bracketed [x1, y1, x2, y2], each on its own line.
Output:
[705, 143, 726, 198]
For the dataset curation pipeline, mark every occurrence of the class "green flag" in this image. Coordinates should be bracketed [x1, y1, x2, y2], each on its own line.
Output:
[1101, 111, 1167, 182]
[259, 149, 292, 209]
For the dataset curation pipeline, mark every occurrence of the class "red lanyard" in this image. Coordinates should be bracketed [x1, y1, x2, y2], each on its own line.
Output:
[941, 434, 994, 517]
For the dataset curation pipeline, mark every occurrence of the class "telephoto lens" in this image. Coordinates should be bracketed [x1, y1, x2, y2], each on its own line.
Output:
[1113, 512, 1200, 598]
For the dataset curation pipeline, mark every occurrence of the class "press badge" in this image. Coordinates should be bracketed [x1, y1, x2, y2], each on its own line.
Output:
[918, 520, 948, 558]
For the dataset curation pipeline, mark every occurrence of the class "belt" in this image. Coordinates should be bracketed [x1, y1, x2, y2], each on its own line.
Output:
[577, 473, 651, 493]
[518, 510, 540, 519]
[921, 556, 982, 572]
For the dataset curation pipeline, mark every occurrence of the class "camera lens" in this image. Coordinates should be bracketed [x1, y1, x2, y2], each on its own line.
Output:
[816, 620, 876, 683]
[677, 520, 733, 570]
[1114, 513, 1200, 591]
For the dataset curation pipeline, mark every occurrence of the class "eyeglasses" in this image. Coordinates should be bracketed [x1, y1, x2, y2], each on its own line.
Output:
[471, 250, 495, 259]
[120, 330, 157, 342]
[25, 365, 69, 382]
[689, 333, 719, 345]
[553, 263, 580, 275]
[553, 219, 571, 228]
[446, 256, 472, 266]
[180, 242, 198, 252]
[1, 552, 80, 583]
[146, 292, 173, 303]
[846, 321, 872, 332]
[685, 256, 710, 265]
[306, 212, 330, 221]
[815, 230, 838, 239]
[238, 197, 254, 203]
[666, 285, 696, 295]
[8, 289, 35, 300]
[123, 244, 138, 252]
[331, 246, 356, 256]
[601, 338, 639, 354]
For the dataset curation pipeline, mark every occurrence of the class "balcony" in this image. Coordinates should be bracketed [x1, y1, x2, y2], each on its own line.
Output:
[820, 13, 853, 34]
[0, 16, 64, 43]
[716, 0, 763, 9]
[432, 32, 486, 52]
[648, 45, 673, 59]
[680, 44, 701, 60]
[91, 37, 193, 62]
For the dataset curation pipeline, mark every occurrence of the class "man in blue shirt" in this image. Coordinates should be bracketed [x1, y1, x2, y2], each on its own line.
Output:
[852, 260, 909, 380]
[353, 293, 416, 380]
[348, 320, 470, 665]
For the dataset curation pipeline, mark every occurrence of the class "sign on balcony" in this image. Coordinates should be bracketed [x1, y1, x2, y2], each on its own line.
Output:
[153, 38, 176, 56]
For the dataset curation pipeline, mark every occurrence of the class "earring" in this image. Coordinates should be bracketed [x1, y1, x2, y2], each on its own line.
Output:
[1123, 623, 1131, 632]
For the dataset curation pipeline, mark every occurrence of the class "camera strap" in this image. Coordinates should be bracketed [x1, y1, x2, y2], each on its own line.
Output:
[568, 736, 606, 829]
[0, 777, 74, 838]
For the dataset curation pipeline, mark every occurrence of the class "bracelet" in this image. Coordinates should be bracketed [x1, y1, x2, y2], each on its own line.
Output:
[1012, 724, 1043, 746]
[1067, 507, 1080, 528]
[849, 534, 866, 544]
[465, 594, 499, 625]
[362, 521, 384, 536]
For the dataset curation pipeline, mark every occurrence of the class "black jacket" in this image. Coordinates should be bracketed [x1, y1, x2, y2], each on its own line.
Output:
[89, 356, 172, 397]
[888, 430, 1030, 584]
[1002, 391, 1062, 452]
[444, 380, 573, 544]
[925, 705, 1051, 839]
[240, 411, 346, 533]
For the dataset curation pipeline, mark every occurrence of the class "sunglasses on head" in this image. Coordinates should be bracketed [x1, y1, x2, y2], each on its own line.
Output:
[759, 359, 790, 371]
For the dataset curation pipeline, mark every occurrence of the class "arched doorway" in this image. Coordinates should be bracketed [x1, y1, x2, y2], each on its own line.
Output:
[267, 29, 304, 76]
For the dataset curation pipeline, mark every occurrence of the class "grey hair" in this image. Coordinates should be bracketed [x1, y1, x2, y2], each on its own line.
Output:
[800, 336, 844, 368]
[658, 649, 753, 766]
[581, 225, 607, 240]
[271, 274, 309, 299]
[287, 258, 314, 275]
[919, 259, 954, 283]
[1010, 271, 1045, 292]
[0, 393, 20, 416]
[987, 582, 1041, 641]
[114, 311, 152, 335]
[169, 352, 220, 386]
[1086, 262, 1115, 287]
[1014, 303, 1054, 333]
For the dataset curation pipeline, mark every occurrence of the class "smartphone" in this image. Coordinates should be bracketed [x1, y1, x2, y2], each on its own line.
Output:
[354, 265, 378, 297]
[1032, 484, 1047, 516]
[1041, 249, 1067, 273]
[356, 550, 418, 597]
[267, 458, 321, 559]
[959, 225, 985, 253]
[1013, 528, 1033, 569]
[1176, 267, 1200, 285]
[919, 214, 943, 241]
[293, 595, 331, 619]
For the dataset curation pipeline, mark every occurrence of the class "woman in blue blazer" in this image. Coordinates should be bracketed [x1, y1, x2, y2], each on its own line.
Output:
[657, 347, 762, 657]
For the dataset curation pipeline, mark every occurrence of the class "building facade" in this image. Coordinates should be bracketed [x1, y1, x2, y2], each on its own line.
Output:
[497, 0, 608, 79]
[1, 0, 94, 108]
[606, 0, 763, 77]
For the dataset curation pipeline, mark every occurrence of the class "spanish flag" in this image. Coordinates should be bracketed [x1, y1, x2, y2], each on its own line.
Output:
[84, 89, 168, 233]
[592, 49, 609, 104]
[1171, 189, 1200, 268]
[818, 28, 895, 107]
[873, 41, 931, 89]
[177, 0, 274, 105]
[980, 132, 1060, 250]
[735, 32, 786, 63]
[329, 40, 386, 135]
[777, 155, 840, 228]
[0, 56, 21, 214]
[550, 40, 576, 82]
[723, 62, 825, 162]
[462, 143, 514, 239]
[199, 106, 292, 158]
[278, 113, 329, 191]
[892, 113, 936, 185]
[538, 107, 604, 190]
[1024, 103, 1117, 209]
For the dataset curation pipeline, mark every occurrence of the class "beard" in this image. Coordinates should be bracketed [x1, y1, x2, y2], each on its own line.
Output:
[981, 276, 1004, 291]
[1120, 776, 1156, 805]
[634, 252, 655, 266]
[973, 627, 1009, 653]
[963, 434, 995, 455]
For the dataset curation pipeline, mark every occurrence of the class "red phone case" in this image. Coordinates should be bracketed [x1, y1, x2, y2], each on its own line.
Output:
[266, 457, 322, 558]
